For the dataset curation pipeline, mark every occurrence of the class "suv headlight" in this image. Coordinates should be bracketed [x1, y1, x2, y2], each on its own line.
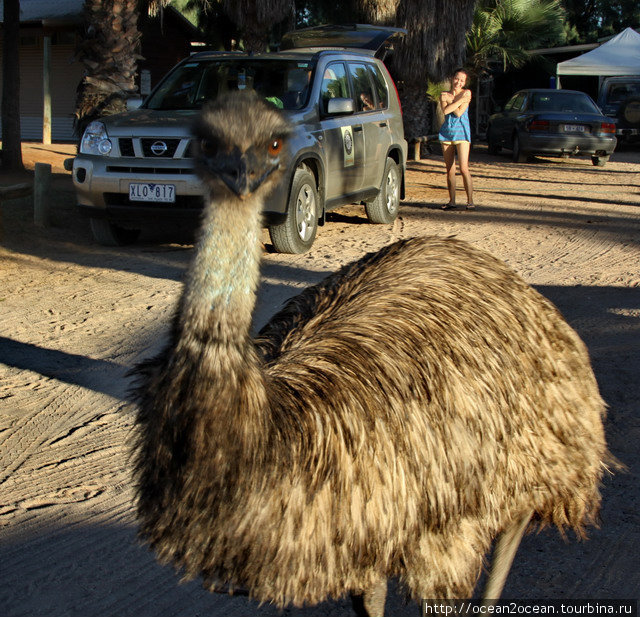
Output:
[80, 121, 112, 155]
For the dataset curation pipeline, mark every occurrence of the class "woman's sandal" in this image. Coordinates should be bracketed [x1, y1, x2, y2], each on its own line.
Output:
[465, 203, 476, 210]
[442, 203, 456, 210]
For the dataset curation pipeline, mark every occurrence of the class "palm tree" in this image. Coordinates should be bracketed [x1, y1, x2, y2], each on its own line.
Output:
[74, 0, 142, 139]
[2, 0, 23, 171]
[359, 0, 477, 148]
[466, 0, 566, 75]
[221, 0, 294, 52]
[74, 0, 169, 140]
[358, 0, 400, 23]
[73, 0, 295, 142]
[465, 0, 565, 136]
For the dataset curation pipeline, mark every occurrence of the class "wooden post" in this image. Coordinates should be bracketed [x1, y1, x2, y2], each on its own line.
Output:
[34, 163, 52, 227]
[413, 140, 421, 161]
[42, 34, 52, 145]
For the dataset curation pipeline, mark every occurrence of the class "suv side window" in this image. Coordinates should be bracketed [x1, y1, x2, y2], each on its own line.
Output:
[348, 62, 377, 112]
[320, 62, 349, 114]
[369, 64, 389, 109]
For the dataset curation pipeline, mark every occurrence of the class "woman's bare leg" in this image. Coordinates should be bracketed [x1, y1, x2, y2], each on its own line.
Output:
[442, 142, 457, 205]
[456, 141, 474, 206]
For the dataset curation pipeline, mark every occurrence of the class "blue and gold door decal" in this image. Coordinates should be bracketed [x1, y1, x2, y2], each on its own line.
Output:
[341, 126, 355, 167]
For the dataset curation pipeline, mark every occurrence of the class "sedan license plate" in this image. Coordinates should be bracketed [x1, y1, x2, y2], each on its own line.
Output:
[129, 183, 176, 203]
[564, 124, 586, 133]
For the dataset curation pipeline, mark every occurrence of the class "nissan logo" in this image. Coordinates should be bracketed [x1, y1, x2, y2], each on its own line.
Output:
[150, 141, 168, 156]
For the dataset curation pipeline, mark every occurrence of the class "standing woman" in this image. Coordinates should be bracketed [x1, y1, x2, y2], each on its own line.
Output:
[438, 68, 474, 210]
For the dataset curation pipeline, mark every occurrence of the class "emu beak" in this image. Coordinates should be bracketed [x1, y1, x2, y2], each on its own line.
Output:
[211, 149, 277, 199]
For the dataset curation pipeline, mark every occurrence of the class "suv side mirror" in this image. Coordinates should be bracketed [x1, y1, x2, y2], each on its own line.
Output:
[327, 98, 355, 115]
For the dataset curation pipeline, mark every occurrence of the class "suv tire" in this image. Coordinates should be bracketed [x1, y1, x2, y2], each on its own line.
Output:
[591, 155, 609, 167]
[365, 157, 400, 224]
[90, 218, 141, 246]
[269, 165, 319, 254]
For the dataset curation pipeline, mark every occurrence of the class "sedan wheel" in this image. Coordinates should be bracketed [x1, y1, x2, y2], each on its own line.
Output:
[512, 133, 528, 163]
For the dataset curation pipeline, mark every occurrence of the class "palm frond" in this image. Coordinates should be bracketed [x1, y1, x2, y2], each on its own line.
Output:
[468, 0, 566, 73]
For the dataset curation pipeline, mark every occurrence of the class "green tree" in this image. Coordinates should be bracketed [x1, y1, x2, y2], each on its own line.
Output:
[466, 0, 566, 76]
[169, 0, 199, 25]
[295, 0, 358, 28]
[2, 0, 23, 171]
[172, 0, 239, 50]
[562, 0, 640, 43]
[183, 0, 293, 51]
[462, 0, 565, 136]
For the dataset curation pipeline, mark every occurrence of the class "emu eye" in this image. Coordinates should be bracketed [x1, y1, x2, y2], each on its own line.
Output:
[268, 138, 283, 157]
[200, 138, 217, 157]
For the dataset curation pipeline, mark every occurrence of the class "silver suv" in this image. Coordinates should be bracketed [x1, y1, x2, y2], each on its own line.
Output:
[72, 25, 408, 253]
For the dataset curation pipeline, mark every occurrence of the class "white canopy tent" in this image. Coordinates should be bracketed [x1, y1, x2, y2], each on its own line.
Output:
[556, 27, 640, 87]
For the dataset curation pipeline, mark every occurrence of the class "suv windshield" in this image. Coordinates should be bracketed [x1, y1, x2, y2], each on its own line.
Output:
[145, 59, 316, 111]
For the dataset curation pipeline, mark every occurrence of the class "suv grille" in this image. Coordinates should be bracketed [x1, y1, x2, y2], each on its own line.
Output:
[117, 138, 190, 158]
[119, 138, 134, 157]
[141, 138, 181, 158]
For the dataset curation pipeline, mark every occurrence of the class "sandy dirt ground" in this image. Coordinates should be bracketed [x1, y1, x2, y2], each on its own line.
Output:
[1, 142, 639, 616]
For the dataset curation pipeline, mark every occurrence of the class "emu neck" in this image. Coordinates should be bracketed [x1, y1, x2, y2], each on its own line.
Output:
[168, 193, 269, 460]
[177, 194, 263, 347]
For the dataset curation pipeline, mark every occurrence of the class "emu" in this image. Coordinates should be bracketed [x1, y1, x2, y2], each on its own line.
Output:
[132, 91, 612, 616]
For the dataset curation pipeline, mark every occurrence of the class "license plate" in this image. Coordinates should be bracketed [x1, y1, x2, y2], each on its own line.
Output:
[129, 183, 176, 203]
[564, 124, 586, 132]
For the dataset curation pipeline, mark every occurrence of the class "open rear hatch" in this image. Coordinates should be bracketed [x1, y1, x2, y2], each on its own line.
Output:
[280, 24, 406, 58]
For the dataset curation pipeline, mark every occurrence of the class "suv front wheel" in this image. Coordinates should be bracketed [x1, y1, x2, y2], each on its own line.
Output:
[365, 157, 400, 224]
[269, 164, 319, 254]
[90, 218, 141, 246]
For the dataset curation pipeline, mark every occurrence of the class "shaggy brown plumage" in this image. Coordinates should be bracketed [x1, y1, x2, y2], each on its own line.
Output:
[132, 92, 613, 614]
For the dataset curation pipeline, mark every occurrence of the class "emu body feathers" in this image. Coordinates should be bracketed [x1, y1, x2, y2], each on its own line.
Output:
[134, 236, 608, 607]
[132, 92, 610, 612]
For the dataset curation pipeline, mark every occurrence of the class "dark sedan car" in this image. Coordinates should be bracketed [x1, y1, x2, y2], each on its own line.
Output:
[487, 89, 617, 166]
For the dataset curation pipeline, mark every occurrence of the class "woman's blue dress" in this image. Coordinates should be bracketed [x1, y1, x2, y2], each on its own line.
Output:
[438, 105, 471, 143]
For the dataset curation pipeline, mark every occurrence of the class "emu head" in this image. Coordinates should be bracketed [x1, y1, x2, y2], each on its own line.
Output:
[192, 91, 291, 201]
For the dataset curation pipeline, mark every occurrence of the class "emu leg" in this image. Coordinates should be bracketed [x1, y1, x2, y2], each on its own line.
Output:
[351, 577, 387, 617]
[482, 510, 533, 602]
